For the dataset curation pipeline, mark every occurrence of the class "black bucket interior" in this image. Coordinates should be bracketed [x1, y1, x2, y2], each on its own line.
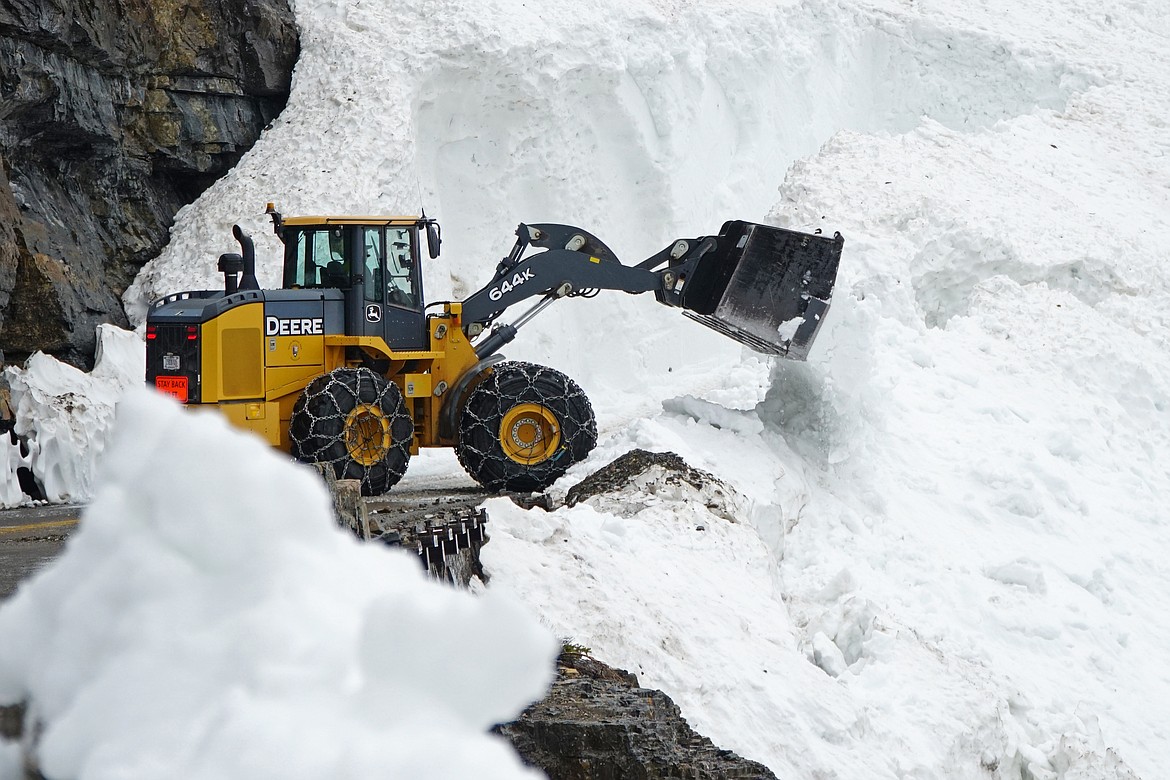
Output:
[679, 221, 842, 359]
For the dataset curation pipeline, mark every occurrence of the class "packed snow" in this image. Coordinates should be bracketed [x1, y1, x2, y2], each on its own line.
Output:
[3, 0, 1169, 776]
[2, 326, 144, 505]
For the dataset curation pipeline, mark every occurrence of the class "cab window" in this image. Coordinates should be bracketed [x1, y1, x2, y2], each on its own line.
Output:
[362, 229, 383, 302]
[286, 228, 349, 288]
[385, 228, 416, 308]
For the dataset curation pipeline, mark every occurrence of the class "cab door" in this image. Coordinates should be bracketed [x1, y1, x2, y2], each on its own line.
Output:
[354, 225, 427, 351]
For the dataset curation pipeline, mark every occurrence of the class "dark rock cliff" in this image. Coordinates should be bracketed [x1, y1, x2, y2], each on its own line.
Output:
[0, 0, 298, 369]
[497, 650, 778, 780]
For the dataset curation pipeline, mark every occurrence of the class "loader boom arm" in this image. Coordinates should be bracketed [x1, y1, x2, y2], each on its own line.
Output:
[461, 221, 843, 360]
[460, 223, 669, 325]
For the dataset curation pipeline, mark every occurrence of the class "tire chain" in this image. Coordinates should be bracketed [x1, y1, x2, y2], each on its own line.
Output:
[290, 367, 412, 495]
[457, 361, 597, 492]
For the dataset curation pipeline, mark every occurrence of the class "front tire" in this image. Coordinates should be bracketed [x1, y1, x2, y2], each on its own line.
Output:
[290, 367, 413, 496]
[456, 361, 597, 492]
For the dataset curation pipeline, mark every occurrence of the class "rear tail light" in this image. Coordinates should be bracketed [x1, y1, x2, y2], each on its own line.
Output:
[186, 325, 198, 341]
[146, 325, 157, 340]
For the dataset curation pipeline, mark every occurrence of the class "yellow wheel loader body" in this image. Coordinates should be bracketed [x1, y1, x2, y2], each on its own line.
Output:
[146, 208, 841, 494]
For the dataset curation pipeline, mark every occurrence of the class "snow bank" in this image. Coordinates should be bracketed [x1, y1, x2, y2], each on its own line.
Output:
[0, 389, 556, 779]
[119, 0, 1094, 414]
[1, 325, 146, 507]
[485, 409, 1147, 779]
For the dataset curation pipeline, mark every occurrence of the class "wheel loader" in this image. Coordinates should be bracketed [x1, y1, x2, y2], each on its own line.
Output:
[145, 206, 842, 496]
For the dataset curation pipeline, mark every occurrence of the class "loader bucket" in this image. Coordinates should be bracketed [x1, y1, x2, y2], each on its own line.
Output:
[679, 221, 842, 359]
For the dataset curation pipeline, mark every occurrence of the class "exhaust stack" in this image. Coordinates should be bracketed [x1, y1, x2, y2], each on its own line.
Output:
[234, 225, 261, 291]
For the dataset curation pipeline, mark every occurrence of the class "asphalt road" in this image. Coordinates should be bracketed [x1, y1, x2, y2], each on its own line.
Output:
[0, 504, 82, 601]
[0, 478, 491, 601]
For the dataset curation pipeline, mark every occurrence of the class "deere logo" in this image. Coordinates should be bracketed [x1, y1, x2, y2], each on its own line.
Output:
[265, 316, 324, 336]
[365, 304, 382, 323]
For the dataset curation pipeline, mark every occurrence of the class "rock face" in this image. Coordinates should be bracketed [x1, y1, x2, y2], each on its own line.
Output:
[0, 0, 298, 369]
[496, 650, 778, 780]
[565, 448, 746, 524]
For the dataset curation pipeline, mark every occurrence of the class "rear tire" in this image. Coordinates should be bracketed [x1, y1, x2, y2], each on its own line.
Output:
[456, 361, 597, 492]
[290, 367, 413, 496]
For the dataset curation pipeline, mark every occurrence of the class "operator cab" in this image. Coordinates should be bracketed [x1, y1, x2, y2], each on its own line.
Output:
[277, 216, 430, 351]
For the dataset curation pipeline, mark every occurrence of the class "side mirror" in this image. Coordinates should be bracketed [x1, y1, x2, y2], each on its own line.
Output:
[426, 222, 441, 259]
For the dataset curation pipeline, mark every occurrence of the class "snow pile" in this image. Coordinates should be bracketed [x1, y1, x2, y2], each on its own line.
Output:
[0, 389, 556, 779]
[484, 412, 1145, 779]
[1, 325, 145, 507]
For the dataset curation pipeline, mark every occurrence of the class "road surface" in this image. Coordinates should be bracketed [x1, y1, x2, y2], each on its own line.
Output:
[0, 504, 82, 600]
[0, 469, 490, 601]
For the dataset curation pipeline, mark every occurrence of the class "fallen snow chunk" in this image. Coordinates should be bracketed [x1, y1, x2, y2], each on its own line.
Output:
[985, 558, 1048, 594]
[804, 594, 880, 672]
[777, 316, 803, 342]
[811, 632, 849, 677]
[816, 569, 859, 602]
[1050, 736, 1141, 780]
[661, 396, 766, 437]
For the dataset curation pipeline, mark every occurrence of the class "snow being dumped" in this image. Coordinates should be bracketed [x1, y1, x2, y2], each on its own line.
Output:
[0, 390, 556, 779]
[1, 0, 1169, 777]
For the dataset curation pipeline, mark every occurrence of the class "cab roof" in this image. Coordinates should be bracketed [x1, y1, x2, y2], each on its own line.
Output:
[281, 215, 424, 227]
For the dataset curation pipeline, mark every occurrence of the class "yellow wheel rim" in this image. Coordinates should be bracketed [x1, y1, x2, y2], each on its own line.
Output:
[499, 403, 561, 465]
[345, 404, 392, 466]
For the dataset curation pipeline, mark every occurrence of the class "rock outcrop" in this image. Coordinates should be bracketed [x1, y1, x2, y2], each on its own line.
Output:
[496, 650, 778, 780]
[565, 448, 746, 523]
[0, 0, 298, 369]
